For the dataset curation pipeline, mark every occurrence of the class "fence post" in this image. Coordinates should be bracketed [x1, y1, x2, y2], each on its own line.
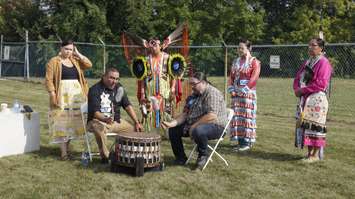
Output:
[25, 30, 29, 81]
[221, 41, 228, 100]
[98, 37, 106, 73]
[0, 35, 3, 78]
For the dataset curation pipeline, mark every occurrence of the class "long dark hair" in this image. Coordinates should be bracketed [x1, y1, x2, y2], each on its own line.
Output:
[239, 38, 252, 51]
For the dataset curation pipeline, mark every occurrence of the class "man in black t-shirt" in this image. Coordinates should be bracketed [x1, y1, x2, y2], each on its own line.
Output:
[87, 68, 143, 163]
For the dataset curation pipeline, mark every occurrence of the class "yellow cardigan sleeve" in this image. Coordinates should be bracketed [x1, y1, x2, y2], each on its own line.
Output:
[45, 57, 57, 93]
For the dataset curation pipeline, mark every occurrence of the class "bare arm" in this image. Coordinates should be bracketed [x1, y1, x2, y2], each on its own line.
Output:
[125, 105, 140, 125]
[246, 59, 261, 88]
[161, 112, 187, 129]
[125, 105, 143, 131]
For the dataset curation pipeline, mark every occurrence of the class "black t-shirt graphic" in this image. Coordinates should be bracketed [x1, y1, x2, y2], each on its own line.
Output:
[87, 80, 131, 123]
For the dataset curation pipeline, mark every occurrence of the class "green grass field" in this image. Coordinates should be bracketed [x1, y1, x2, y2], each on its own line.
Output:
[0, 77, 354, 199]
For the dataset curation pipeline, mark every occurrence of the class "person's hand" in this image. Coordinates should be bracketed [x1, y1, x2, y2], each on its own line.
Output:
[73, 46, 79, 55]
[102, 116, 114, 124]
[139, 97, 147, 105]
[295, 89, 302, 97]
[228, 86, 237, 97]
[135, 122, 143, 132]
[161, 120, 177, 129]
[73, 46, 83, 60]
[49, 92, 58, 108]
[239, 86, 250, 94]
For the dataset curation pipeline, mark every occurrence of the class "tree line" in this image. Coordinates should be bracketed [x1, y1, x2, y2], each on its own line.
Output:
[0, 0, 354, 44]
[0, 0, 354, 78]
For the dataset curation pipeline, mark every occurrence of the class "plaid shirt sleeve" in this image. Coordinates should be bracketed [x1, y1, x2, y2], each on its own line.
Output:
[204, 86, 221, 114]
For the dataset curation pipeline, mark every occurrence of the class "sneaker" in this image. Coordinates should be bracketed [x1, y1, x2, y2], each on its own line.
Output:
[232, 146, 240, 152]
[238, 145, 250, 151]
[196, 155, 208, 169]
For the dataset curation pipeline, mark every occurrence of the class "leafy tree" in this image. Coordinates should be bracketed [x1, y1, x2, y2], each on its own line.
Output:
[0, 0, 354, 77]
[47, 0, 110, 42]
[260, 0, 354, 43]
[0, 0, 48, 41]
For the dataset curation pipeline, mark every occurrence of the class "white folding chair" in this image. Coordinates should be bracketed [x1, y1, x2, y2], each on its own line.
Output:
[80, 103, 116, 162]
[185, 108, 234, 171]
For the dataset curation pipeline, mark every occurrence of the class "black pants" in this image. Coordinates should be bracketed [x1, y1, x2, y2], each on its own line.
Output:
[169, 123, 224, 160]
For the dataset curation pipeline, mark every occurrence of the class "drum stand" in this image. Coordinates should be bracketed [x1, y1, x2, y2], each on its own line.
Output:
[109, 151, 165, 177]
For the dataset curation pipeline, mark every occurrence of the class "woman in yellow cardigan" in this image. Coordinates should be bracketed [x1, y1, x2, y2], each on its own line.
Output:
[45, 40, 92, 160]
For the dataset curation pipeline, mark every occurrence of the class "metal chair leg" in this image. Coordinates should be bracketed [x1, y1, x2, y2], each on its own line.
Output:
[84, 132, 93, 161]
[207, 145, 228, 165]
[202, 139, 229, 171]
[185, 144, 197, 165]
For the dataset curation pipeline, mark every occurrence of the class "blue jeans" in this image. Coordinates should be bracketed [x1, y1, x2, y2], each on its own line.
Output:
[169, 123, 224, 160]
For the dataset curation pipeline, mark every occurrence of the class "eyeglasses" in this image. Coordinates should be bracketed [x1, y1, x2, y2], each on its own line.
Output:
[189, 81, 201, 87]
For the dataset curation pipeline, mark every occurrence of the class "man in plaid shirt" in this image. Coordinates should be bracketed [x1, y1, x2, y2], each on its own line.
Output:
[162, 72, 228, 170]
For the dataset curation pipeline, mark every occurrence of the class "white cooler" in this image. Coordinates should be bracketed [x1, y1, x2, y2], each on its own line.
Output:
[0, 111, 40, 158]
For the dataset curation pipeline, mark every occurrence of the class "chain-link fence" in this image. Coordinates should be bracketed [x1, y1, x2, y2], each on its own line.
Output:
[1, 36, 354, 118]
[0, 35, 354, 80]
[0, 40, 26, 78]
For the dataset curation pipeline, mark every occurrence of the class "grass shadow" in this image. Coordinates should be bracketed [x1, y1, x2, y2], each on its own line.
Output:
[236, 150, 303, 162]
[33, 145, 87, 160]
[202, 143, 303, 162]
[33, 145, 113, 174]
[79, 159, 113, 174]
[33, 145, 61, 159]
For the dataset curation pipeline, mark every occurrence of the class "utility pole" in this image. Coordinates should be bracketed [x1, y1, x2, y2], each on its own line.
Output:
[221, 39, 228, 101]
[98, 37, 106, 73]
[25, 30, 29, 81]
[0, 35, 3, 78]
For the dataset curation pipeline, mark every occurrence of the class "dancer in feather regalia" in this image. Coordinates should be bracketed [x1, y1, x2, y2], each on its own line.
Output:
[121, 22, 190, 132]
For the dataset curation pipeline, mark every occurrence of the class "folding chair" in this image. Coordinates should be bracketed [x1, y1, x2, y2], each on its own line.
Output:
[185, 108, 234, 171]
[80, 103, 116, 162]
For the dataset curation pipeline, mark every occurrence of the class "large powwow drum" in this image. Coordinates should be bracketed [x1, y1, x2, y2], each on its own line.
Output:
[113, 132, 161, 168]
